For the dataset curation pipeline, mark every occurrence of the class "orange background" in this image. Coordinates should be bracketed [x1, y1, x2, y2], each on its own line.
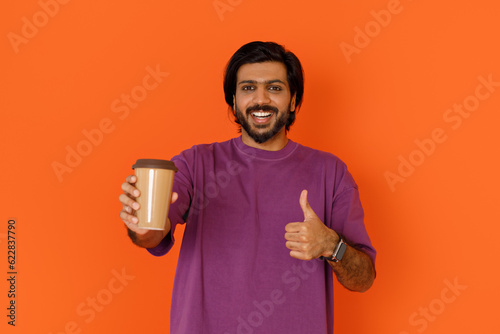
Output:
[2, 0, 499, 333]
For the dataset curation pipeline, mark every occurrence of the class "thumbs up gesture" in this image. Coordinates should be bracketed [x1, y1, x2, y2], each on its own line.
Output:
[284, 190, 339, 260]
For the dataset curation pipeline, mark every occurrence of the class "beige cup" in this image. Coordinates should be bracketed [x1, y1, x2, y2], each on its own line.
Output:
[132, 159, 178, 230]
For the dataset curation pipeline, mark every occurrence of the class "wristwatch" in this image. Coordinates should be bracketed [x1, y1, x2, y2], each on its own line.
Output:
[322, 237, 347, 263]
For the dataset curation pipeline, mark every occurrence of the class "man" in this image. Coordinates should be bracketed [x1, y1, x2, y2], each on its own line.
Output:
[119, 41, 376, 333]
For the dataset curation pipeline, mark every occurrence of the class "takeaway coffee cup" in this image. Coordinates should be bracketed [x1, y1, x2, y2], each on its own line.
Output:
[132, 159, 178, 230]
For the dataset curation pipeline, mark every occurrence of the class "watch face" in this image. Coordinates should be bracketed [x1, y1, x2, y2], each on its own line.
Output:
[336, 242, 347, 261]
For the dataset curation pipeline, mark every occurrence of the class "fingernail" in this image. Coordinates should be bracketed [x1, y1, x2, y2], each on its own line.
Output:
[133, 202, 140, 210]
[133, 190, 140, 197]
[132, 217, 138, 224]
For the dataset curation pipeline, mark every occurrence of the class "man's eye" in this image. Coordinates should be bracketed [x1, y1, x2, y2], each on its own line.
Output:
[242, 86, 255, 91]
[269, 86, 282, 91]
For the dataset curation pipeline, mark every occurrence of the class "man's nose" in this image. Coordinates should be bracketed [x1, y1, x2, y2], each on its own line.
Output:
[253, 87, 271, 105]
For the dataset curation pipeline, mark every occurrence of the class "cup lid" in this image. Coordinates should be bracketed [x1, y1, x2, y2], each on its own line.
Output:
[132, 159, 178, 172]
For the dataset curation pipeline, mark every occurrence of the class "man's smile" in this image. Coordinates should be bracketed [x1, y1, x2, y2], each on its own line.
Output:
[250, 110, 274, 124]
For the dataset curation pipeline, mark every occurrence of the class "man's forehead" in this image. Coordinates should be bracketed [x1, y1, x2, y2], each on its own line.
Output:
[236, 62, 288, 84]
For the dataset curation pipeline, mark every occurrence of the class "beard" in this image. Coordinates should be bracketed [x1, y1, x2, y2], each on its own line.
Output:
[235, 103, 291, 144]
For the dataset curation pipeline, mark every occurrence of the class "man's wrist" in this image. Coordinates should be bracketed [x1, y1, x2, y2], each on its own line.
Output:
[321, 231, 346, 262]
[126, 226, 166, 248]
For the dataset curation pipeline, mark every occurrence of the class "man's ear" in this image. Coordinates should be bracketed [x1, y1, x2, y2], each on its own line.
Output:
[290, 93, 297, 112]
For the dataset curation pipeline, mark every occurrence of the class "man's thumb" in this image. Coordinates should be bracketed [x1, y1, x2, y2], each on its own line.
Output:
[300, 189, 315, 221]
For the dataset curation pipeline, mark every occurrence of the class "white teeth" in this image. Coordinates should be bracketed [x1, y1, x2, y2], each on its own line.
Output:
[252, 111, 272, 118]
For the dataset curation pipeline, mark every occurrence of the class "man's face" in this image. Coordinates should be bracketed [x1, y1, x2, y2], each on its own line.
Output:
[233, 62, 296, 144]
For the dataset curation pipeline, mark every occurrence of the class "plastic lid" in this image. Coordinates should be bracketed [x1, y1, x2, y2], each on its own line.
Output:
[132, 159, 178, 172]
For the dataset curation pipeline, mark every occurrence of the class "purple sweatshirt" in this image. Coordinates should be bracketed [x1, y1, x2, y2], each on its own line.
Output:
[148, 137, 376, 334]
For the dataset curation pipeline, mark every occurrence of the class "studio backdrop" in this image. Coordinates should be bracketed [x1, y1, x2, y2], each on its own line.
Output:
[2, 0, 499, 333]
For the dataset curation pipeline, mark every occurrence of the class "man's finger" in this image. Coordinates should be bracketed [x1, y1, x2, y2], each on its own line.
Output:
[285, 241, 303, 251]
[119, 193, 140, 211]
[299, 189, 316, 221]
[121, 182, 140, 197]
[120, 210, 138, 225]
[289, 250, 310, 261]
[284, 232, 301, 242]
[285, 222, 303, 233]
[171, 192, 178, 204]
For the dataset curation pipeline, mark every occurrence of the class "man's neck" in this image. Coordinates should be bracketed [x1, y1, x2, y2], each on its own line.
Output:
[240, 129, 288, 151]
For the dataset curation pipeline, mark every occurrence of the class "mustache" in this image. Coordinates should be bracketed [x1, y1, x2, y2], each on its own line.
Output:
[246, 104, 279, 114]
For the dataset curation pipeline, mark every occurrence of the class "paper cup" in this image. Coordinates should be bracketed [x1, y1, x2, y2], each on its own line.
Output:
[132, 159, 178, 230]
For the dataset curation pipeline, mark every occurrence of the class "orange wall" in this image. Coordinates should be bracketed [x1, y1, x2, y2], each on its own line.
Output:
[2, 0, 499, 333]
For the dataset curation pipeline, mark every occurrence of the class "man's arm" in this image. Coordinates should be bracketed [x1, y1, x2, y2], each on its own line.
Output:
[284, 190, 375, 292]
[324, 232, 375, 292]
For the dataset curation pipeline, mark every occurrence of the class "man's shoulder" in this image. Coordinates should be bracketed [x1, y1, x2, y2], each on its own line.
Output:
[293, 141, 347, 168]
[294, 141, 359, 192]
[183, 138, 233, 152]
[172, 138, 235, 161]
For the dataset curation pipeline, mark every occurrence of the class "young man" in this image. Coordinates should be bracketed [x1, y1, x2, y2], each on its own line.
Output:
[119, 41, 376, 334]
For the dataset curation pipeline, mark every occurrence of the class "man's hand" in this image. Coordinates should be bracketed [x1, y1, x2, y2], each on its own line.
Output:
[119, 175, 177, 248]
[284, 190, 338, 260]
[284, 189, 376, 292]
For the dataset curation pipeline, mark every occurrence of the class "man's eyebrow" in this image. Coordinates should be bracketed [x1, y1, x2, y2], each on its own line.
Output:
[237, 79, 287, 85]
